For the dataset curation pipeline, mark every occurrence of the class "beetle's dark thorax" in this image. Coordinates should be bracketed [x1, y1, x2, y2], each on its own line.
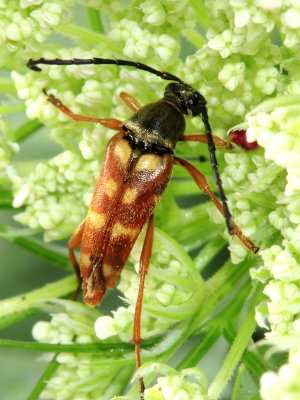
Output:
[123, 99, 185, 153]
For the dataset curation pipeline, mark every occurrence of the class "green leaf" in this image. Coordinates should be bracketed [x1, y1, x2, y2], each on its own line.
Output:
[27, 355, 59, 400]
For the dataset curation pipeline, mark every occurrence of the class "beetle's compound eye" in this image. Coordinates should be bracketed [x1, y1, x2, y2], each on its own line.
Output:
[185, 90, 206, 117]
[164, 83, 206, 117]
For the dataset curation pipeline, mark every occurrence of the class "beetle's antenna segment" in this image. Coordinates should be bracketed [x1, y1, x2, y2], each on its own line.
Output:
[27, 57, 183, 83]
[200, 106, 234, 235]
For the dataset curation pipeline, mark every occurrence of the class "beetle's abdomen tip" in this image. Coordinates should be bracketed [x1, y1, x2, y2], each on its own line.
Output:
[84, 290, 106, 306]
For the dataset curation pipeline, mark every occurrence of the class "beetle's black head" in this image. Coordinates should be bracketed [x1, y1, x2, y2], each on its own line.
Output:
[164, 82, 206, 117]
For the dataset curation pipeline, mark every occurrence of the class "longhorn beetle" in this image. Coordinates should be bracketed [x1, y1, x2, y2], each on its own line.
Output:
[27, 57, 259, 395]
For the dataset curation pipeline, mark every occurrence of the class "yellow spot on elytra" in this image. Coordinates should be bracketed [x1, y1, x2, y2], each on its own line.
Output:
[111, 222, 139, 239]
[106, 178, 118, 197]
[114, 139, 131, 166]
[122, 187, 138, 204]
[135, 154, 161, 171]
[103, 263, 113, 278]
[81, 252, 91, 266]
[86, 210, 105, 229]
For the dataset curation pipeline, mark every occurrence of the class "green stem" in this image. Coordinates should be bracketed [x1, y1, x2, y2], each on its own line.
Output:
[27, 355, 59, 400]
[0, 276, 76, 321]
[58, 25, 122, 54]
[0, 338, 157, 353]
[208, 284, 262, 400]
[0, 308, 38, 330]
[223, 327, 267, 380]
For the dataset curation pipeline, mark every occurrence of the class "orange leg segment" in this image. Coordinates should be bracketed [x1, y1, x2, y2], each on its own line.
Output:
[119, 91, 142, 112]
[132, 214, 155, 396]
[68, 219, 85, 300]
[174, 157, 259, 253]
[180, 134, 232, 149]
[43, 89, 124, 130]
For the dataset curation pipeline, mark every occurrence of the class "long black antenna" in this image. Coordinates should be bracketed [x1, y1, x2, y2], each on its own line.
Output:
[200, 106, 234, 234]
[27, 57, 183, 83]
[27, 56, 233, 234]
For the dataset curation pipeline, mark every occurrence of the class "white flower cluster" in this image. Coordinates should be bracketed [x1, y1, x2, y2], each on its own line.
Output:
[12, 150, 99, 241]
[140, 0, 196, 30]
[109, 19, 179, 64]
[144, 367, 208, 400]
[218, 95, 300, 397]
[32, 300, 121, 400]
[260, 346, 300, 400]
[0, 0, 75, 66]
[206, 0, 300, 57]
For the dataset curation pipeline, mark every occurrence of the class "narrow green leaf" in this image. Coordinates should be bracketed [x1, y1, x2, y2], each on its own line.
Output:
[194, 235, 227, 271]
[0, 188, 13, 208]
[182, 29, 206, 48]
[0, 224, 70, 268]
[208, 285, 263, 400]
[224, 328, 268, 379]
[87, 7, 104, 32]
[177, 327, 221, 369]
[0, 78, 16, 94]
[188, 0, 211, 29]
[27, 355, 59, 400]
[14, 119, 43, 142]
[58, 25, 122, 54]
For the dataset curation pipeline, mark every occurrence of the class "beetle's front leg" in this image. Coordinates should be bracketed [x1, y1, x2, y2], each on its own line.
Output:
[68, 219, 85, 300]
[43, 89, 124, 130]
[119, 91, 142, 112]
[132, 214, 155, 396]
[180, 134, 232, 149]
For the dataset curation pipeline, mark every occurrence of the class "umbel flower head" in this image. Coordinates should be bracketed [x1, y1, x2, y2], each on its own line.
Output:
[1, 0, 300, 399]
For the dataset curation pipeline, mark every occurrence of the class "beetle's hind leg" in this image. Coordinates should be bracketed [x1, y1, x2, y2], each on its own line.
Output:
[119, 92, 142, 112]
[68, 219, 85, 300]
[132, 214, 155, 396]
[43, 89, 124, 130]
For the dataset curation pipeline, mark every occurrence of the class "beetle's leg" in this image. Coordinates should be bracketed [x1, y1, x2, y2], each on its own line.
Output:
[132, 214, 155, 396]
[119, 92, 142, 112]
[174, 157, 259, 253]
[68, 219, 85, 300]
[180, 134, 232, 150]
[43, 89, 123, 130]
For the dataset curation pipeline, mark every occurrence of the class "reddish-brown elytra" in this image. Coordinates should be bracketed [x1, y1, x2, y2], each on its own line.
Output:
[28, 57, 259, 395]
